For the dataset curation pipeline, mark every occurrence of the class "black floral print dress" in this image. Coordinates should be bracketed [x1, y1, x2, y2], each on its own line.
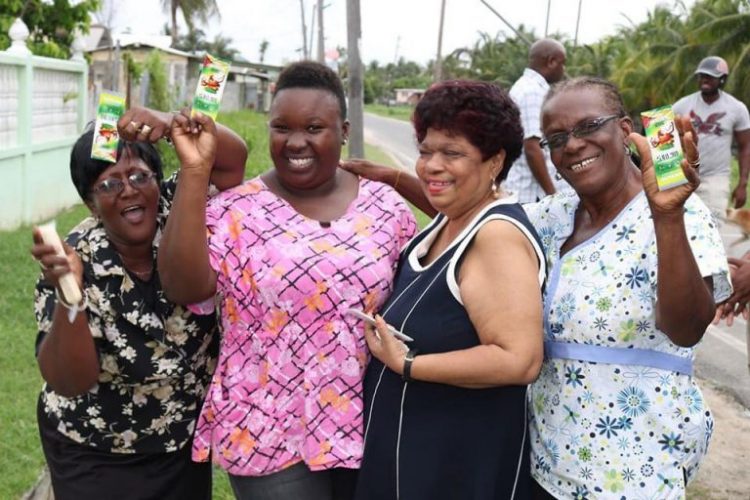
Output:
[34, 176, 219, 499]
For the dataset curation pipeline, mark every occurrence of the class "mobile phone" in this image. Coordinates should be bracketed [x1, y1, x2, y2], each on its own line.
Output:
[345, 308, 414, 342]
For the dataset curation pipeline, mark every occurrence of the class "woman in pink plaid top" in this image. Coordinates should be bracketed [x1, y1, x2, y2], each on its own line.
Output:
[159, 61, 417, 500]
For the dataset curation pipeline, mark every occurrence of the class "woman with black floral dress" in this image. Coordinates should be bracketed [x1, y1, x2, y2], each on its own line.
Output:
[30, 108, 246, 500]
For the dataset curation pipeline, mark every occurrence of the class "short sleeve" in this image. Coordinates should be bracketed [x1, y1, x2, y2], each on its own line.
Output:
[34, 278, 56, 357]
[684, 195, 732, 302]
[734, 100, 750, 132]
[517, 89, 544, 140]
[672, 96, 690, 117]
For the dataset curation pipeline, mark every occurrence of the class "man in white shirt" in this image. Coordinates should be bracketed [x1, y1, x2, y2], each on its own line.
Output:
[505, 39, 571, 203]
[673, 56, 750, 228]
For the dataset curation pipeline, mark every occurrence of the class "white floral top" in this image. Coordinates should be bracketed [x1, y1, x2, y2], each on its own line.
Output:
[34, 175, 219, 454]
[524, 191, 730, 499]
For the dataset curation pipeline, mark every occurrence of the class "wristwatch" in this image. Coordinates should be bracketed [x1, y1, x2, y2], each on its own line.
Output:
[402, 348, 419, 382]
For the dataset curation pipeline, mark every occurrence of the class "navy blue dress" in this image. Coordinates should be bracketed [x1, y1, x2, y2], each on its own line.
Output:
[355, 200, 546, 500]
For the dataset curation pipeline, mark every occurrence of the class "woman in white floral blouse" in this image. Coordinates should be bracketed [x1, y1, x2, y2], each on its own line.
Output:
[30, 108, 246, 500]
[344, 77, 731, 500]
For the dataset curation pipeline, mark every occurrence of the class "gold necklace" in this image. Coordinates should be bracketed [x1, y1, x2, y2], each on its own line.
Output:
[128, 265, 154, 280]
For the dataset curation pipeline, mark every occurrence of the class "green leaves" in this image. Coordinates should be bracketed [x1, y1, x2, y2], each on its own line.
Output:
[0, 0, 100, 58]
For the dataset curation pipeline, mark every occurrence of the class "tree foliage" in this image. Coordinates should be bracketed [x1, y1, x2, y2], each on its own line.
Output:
[0, 0, 100, 58]
[160, 0, 219, 47]
[170, 27, 238, 61]
[144, 50, 171, 111]
[363, 0, 750, 115]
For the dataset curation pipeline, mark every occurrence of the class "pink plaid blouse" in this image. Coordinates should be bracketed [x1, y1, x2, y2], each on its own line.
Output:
[189, 176, 417, 476]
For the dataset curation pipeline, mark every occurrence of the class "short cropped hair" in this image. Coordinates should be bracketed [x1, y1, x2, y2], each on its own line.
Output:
[544, 76, 627, 118]
[70, 125, 163, 201]
[274, 61, 347, 119]
[412, 80, 523, 181]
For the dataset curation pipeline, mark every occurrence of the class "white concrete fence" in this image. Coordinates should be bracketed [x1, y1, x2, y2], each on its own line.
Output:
[0, 18, 87, 230]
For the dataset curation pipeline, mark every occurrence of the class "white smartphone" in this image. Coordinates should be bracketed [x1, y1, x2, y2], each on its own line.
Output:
[345, 308, 414, 343]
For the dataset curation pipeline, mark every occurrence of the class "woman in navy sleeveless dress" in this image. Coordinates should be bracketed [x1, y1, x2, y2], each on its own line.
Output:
[352, 81, 547, 500]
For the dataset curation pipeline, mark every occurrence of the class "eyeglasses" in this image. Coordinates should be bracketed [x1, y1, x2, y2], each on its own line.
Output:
[540, 115, 621, 150]
[91, 171, 156, 196]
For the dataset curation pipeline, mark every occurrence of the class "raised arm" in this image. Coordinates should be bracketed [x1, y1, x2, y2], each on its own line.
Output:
[340, 159, 437, 217]
[117, 107, 247, 190]
[366, 221, 544, 388]
[631, 117, 715, 347]
[31, 233, 99, 397]
[158, 113, 220, 304]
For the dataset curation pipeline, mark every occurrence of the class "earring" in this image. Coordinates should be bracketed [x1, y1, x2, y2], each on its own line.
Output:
[490, 181, 500, 199]
[342, 138, 348, 145]
[555, 172, 562, 181]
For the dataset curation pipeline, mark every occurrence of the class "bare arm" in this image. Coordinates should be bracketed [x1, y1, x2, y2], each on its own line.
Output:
[366, 221, 544, 388]
[31, 233, 99, 397]
[158, 113, 220, 305]
[631, 121, 715, 347]
[731, 129, 750, 208]
[524, 138, 556, 195]
[340, 159, 437, 217]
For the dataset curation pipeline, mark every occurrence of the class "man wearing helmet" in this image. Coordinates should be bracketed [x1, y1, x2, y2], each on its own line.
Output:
[674, 56, 750, 228]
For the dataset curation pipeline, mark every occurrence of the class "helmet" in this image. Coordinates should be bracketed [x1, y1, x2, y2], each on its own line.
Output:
[694, 56, 729, 78]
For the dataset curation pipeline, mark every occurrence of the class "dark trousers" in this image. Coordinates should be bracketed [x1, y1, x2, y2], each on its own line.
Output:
[38, 398, 211, 500]
[229, 462, 357, 500]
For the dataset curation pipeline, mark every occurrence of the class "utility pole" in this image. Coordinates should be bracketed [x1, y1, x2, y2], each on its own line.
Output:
[544, 0, 551, 37]
[574, 0, 583, 47]
[299, 0, 308, 59]
[433, 0, 446, 82]
[346, 0, 364, 158]
[479, 0, 531, 46]
[317, 0, 325, 63]
[309, 2, 316, 60]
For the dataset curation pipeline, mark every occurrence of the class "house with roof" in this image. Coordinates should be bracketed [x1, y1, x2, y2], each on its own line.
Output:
[85, 29, 282, 117]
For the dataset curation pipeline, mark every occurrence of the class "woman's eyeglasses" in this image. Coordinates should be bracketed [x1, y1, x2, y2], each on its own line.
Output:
[91, 171, 156, 196]
[541, 115, 621, 150]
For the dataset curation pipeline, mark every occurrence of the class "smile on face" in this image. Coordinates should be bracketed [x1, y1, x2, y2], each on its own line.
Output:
[86, 150, 160, 251]
[268, 87, 349, 192]
[541, 89, 631, 195]
[416, 128, 502, 219]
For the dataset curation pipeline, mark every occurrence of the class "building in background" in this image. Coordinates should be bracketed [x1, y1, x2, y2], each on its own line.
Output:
[84, 30, 281, 118]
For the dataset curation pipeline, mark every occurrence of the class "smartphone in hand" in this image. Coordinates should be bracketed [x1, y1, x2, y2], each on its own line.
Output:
[345, 308, 414, 342]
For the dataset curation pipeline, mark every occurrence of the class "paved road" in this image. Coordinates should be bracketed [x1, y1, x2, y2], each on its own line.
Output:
[364, 112, 417, 171]
[699, 225, 750, 408]
[364, 111, 750, 408]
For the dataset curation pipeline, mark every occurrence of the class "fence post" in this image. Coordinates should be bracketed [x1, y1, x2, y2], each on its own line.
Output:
[71, 30, 87, 130]
[5, 17, 31, 56]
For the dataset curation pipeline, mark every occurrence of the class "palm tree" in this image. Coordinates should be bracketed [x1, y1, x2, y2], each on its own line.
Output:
[689, 0, 750, 104]
[161, 0, 220, 47]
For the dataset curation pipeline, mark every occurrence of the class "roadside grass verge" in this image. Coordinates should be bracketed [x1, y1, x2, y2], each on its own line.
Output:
[364, 103, 414, 122]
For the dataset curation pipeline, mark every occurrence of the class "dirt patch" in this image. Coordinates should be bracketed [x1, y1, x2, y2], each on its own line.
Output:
[687, 379, 750, 499]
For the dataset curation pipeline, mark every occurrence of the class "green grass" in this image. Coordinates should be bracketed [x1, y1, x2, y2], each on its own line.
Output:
[364, 103, 414, 122]
[0, 203, 90, 499]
